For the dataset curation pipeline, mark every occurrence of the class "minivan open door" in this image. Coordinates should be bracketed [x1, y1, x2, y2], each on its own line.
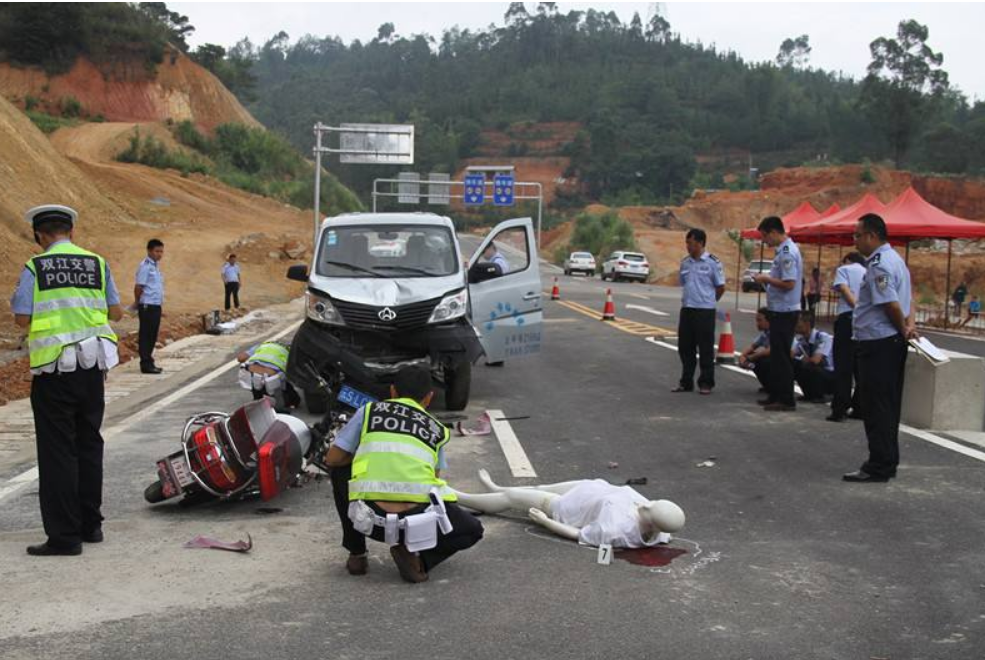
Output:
[468, 217, 543, 363]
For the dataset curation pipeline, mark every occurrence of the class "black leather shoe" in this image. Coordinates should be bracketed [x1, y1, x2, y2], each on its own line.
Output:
[826, 413, 847, 423]
[27, 543, 82, 556]
[346, 553, 368, 576]
[757, 397, 775, 406]
[141, 367, 163, 374]
[83, 528, 104, 543]
[847, 410, 864, 420]
[671, 386, 693, 393]
[763, 402, 796, 412]
[842, 470, 890, 483]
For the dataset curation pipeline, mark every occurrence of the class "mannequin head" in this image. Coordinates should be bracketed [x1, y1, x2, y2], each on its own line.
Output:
[638, 499, 685, 533]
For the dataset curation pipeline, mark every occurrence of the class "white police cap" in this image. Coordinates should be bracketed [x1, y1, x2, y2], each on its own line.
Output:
[25, 204, 78, 228]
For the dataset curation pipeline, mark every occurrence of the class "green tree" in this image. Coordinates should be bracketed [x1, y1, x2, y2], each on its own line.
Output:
[860, 19, 949, 167]
[137, 2, 194, 51]
[776, 34, 811, 68]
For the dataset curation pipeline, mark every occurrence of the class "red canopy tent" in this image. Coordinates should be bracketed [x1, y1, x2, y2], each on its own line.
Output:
[819, 203, 840, 218]
[788, 193, 888, 245]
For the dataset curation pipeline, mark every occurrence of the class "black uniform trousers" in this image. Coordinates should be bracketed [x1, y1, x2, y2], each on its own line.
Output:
[224, 282, 240, 310]
[752, 358, 771, 390]
[677, 307, 717, 390]
[331, 464, 367, 556]
[767, 311, 799, 406]
[857, 334, 908, 479]
[793, 361, 835, 400]
[365, 500, 484, 572]
[30, 366, 105, 549]
[831, 312, 861, 416]
[137, 303, 162, 370]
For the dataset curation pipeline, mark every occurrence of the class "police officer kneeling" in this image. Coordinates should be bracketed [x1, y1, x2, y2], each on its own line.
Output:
[325, 365, 483, 583]
[10, 205, 123, 556]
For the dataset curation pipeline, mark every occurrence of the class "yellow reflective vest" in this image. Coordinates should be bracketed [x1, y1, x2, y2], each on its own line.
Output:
[349, 397, 456, 503]
[25, 242, 117, 369]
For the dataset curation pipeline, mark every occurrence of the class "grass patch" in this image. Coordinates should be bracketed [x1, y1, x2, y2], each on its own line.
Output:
[26, 110, 80, 134]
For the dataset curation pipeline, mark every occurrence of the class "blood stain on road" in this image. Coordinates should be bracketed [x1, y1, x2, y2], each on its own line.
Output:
[615, 546, 688, 567]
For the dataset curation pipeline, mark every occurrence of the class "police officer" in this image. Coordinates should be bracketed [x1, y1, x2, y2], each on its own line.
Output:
[753, 216, 803, 411]
[673, 229, 726, 395]
[844, 213, 915, 483]
[236, 340, 300, 410]
[134, 238, 164, 374]
[222, 253, 242, 311]
[10, 205, 123, 556]
[792, 311, 835, 403]
[828, 252, 867, 422]
[325, 365, 483, 583]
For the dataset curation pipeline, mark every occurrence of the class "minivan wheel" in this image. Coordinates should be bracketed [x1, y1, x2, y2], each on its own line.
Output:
[304, 388, 330, 414]
[444, 360, 472, 411]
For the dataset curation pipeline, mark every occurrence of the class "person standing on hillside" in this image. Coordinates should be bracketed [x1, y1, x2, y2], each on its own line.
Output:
[952, 281, 968, 318]
[752, 216, 802, 412]
[10, 205, 123, 556]
[134, 238, 165, 375]
[843, 213, 915, 483]
[222, 253, 242, 311]
[828, 252, 867, 422]
[673, 229, 726, 395]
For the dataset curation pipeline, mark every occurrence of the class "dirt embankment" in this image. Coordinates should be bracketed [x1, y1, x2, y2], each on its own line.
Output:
[0, 50, 257, 132]
[0, 92, 311, 353]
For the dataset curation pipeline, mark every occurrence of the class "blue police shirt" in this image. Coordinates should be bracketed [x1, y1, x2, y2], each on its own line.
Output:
[10, 239, 121, 314]
[767, 238, 803, 312]
[853, 243, 912, 341]
[488, 252, 509, 274]
[135, 256, 164, 305]
[222, 262, 241, 283]
[679, 251, 726, 309]
[832, 263, 866, 316]
[334, 404, 448, 470]
[794, 328, 834, 372]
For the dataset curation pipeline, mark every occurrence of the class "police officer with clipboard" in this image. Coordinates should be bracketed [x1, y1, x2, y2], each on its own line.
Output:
[10, 205, 123, 555]
[843, 213, 915, 483]
[753, 216, 803, 412]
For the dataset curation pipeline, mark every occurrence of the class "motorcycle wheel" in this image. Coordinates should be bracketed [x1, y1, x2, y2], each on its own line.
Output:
[144, 481, 166, 503]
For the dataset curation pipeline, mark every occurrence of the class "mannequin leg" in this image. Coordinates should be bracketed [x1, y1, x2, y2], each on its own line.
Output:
[454, 488, 559, 514]
[479, 468, 584, 495]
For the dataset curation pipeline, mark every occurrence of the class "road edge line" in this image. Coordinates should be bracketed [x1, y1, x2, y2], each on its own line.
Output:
[486, 408, 537, 478]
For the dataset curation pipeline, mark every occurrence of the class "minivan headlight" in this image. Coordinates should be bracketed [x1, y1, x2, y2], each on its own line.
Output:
[428, 289, 468, 324]
[306, 290, 344, 325]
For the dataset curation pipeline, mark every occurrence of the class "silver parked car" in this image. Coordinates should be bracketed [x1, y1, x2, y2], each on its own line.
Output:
[741, 259, 774, 292]
[563, 251, 596, 276]
[601, 251, 650, 282]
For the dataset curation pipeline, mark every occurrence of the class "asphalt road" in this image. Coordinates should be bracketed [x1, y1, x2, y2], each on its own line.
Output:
[1, 250, 984, 659]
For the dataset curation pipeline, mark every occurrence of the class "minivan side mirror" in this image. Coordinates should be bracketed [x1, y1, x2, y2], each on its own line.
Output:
[286, 264, 309, 282]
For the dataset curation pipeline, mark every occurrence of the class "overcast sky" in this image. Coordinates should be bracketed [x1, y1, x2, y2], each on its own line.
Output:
[172, 2, 985, 100]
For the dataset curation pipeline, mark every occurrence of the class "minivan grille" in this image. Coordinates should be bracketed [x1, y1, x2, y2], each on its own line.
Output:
[332, 296, 442, 331]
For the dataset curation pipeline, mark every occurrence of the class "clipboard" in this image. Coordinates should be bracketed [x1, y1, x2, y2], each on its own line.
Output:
[909, 337, 950, 364]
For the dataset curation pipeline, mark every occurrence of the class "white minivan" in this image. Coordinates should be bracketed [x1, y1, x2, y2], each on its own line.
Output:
[286, 213, 543, 411]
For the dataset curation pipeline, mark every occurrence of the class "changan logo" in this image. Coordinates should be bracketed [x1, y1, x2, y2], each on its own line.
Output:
[378, 307, 397, 322]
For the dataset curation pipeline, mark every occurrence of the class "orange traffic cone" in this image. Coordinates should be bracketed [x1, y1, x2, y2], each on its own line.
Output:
[551, 277, 561, 300]
[716, 312, 736, 364]
[601, 288, 616, 321]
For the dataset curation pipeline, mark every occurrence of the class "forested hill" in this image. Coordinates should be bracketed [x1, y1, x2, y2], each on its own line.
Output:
[220, 5, 983, 204]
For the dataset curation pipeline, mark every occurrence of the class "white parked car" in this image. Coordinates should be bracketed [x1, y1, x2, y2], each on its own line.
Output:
[741, 259, 774, 292]
[563, 251, 596, 276]
[601, 251, 650, 282]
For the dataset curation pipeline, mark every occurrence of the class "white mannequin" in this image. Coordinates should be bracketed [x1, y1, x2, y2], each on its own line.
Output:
[454, 470, 685, 547]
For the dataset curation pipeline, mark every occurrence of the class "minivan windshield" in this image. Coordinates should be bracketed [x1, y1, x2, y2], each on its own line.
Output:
[316, 224, 457, 278]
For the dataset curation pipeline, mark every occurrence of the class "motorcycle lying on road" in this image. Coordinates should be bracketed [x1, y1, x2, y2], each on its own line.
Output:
[143, 367, 377, 506]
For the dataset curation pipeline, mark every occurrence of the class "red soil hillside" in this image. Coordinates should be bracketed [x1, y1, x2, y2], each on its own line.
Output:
[0, 49, 258, 132]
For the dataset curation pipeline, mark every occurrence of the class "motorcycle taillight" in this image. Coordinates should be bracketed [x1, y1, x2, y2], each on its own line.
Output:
[189, 424, 242, 491]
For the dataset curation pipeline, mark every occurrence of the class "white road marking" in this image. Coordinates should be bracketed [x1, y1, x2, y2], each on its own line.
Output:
[626, 304, 668, 316]
[644, 336, 985, 464]
[0, 320, 303, 503]
[486, 408, 537, 478]
[0, 466, 38, 501]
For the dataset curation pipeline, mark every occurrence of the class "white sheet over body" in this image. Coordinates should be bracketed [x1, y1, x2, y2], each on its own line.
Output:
[548, 479, 671, 548]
